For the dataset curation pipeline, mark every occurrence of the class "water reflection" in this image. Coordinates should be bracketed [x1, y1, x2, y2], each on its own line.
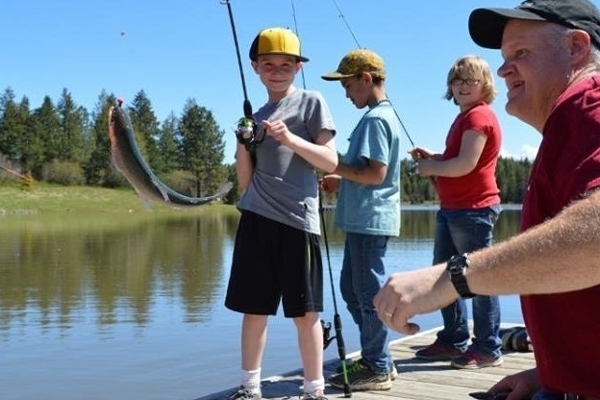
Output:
[0, 207, 522, 400]
[0, 208, 520, 337]
[0, 210, 242, 338]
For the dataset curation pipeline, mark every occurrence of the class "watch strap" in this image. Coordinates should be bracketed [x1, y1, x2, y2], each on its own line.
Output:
[447, 254, 476, 299]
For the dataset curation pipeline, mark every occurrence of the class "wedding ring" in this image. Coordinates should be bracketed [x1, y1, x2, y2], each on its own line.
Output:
[384, 310, 394, 318]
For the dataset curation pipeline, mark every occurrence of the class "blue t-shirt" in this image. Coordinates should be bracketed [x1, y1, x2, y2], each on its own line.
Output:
[334, 101, 401, 236]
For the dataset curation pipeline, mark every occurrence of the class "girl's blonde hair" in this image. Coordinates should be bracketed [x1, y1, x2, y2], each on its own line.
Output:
[444, 55, 497, 105]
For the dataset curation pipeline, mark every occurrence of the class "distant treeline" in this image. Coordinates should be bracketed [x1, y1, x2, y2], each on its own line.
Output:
[0, 87, 531, 205]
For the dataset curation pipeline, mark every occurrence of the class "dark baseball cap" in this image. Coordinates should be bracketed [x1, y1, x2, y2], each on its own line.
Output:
[469, 0, 600, 49]
[321, 49, 386, 81]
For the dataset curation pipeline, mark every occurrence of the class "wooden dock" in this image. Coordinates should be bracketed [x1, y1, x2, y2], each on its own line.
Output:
[196, 325, 534, 400]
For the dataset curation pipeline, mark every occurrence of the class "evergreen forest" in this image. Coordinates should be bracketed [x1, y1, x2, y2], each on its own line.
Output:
[0, 87, 532, 205]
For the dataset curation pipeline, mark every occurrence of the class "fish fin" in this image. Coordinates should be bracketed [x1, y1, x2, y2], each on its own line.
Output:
[151, 177, 171, 203]
[216, 182, 234, 196]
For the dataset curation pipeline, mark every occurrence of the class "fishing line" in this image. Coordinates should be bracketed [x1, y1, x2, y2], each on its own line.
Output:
[329, 0, 417, 148]
[289, 0, 307, 90]
[291, 0, 351, 396]
[331, 0, 361, 49]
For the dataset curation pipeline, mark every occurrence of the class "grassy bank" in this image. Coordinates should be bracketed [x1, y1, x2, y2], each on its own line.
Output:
[0, 182, 232, 215]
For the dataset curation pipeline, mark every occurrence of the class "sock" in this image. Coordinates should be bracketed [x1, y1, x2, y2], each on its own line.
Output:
[241, 368, 261, 394]
[303, 377, 325, 396]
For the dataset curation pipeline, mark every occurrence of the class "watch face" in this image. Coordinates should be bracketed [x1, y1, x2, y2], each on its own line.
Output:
[448, 255, 468, 274]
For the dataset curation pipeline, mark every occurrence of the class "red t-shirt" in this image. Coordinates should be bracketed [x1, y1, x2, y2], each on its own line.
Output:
[520, 75, 600, 397]
[436, 102, 501, 209]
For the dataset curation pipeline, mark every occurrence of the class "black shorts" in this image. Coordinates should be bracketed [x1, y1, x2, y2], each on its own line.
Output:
[225, 210, 324, 318]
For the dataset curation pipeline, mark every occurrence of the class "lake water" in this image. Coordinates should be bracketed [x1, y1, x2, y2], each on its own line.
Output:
[0, 206, 524, 400]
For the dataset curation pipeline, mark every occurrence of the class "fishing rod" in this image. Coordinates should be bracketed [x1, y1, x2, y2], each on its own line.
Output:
[289, 0, 307, 90]
[290, 1, 350, 395]
[319, 193, 352, 398]
[220, 0, 263, 154]
[331, 0, 361, 48]
[329, 0, 417, 148]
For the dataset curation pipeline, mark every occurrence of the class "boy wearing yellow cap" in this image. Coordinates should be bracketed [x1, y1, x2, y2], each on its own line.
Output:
[224, 27, 337, 400]
[321, 49, 401, 391]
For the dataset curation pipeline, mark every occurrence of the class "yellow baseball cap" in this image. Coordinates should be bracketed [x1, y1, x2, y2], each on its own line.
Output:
[322, 49, 386, 81]
[249, 27, 309, 62]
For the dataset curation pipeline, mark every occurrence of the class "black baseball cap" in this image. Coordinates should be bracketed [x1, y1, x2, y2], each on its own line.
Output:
[469, 0, 600, 49]
[249, 27, 309, 62]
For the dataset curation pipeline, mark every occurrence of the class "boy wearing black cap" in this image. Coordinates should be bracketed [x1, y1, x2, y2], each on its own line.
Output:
[321, 49, 401, 391]
[224, 27, 337, 400]
[374, 0, 600, 399]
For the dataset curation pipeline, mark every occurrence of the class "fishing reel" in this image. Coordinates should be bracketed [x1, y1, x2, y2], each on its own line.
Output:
[408, 161, 419, 176]
[321, 319, 335, 350]
[235, 117, 263, 152]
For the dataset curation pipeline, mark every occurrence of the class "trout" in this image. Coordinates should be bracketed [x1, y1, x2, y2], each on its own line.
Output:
[108, 103, 232, 207]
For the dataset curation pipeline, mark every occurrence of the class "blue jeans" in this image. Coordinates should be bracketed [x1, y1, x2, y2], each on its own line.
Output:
[433, 205, 502, 357]
[340, 233, 391, 374]
[532, 390, 583, 399]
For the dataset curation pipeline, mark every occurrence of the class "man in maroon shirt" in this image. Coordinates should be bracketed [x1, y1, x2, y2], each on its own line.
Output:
[374, 0, 600, 399]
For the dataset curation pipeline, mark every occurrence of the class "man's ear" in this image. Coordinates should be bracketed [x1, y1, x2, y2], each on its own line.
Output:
[251, 61, 259, 74]
[569, 29, 592, 66]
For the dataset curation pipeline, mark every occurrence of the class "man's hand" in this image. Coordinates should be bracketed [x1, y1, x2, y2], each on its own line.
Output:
[373, 264, 457, 334]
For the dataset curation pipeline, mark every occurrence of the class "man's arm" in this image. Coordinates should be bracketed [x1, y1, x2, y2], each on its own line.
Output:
[469, 189, 600, 295]
[374, 190, 600, 334]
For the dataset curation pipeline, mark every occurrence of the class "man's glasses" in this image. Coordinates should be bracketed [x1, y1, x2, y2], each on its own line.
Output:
[450, 78, 480, 86]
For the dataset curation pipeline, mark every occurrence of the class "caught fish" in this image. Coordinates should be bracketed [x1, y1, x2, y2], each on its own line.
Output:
[108, 102, 233, 207]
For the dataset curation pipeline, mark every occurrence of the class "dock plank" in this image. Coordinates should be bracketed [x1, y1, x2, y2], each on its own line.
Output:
[195, 325, 534, 400]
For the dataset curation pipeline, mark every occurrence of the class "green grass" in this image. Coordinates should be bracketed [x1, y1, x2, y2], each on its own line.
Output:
[0, 181, 233, 215]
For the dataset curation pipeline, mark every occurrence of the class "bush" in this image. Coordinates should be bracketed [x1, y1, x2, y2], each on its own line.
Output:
[43, 161, 86, 186]
[160, 169, 197, 196]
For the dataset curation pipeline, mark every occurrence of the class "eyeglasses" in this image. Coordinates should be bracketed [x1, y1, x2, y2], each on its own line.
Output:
[450, 78, 480, 86]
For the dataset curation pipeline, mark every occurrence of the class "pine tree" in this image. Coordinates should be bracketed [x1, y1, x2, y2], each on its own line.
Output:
[84, 91, 118, 186]
[158, 112, 181, 173]
[178, 99, 226, 196]
[57, 88, 87, 163]
[28, 96, 60, 178]
[128, 90, 161, 172]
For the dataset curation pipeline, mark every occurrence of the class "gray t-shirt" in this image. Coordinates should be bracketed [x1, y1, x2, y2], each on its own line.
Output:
[237, 89, 336, 234]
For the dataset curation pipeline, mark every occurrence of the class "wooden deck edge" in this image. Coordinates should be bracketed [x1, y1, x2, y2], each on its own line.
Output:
[194, 323, 527, 400]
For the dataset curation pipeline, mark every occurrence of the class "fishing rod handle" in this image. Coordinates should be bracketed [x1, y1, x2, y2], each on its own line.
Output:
[333, 314, 346, 359]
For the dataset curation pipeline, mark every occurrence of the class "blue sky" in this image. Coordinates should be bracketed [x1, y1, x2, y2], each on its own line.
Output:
[3, 0, 579, 164]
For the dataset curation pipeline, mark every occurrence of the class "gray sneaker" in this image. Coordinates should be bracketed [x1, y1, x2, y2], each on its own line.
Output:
[328, 359, 391, 391]
[336, 358, 398, 380]
[226, 386, 261, 400]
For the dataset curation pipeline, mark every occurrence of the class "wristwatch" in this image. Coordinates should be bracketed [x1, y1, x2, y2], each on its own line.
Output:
[446, 253, 476, 298]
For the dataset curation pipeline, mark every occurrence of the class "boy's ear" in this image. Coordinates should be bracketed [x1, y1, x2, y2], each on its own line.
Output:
[360, 72, 374, 84]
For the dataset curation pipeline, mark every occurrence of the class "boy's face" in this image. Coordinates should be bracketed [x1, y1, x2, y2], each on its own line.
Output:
[340, 73, 372, 110]
[252, 54, 301, 93]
